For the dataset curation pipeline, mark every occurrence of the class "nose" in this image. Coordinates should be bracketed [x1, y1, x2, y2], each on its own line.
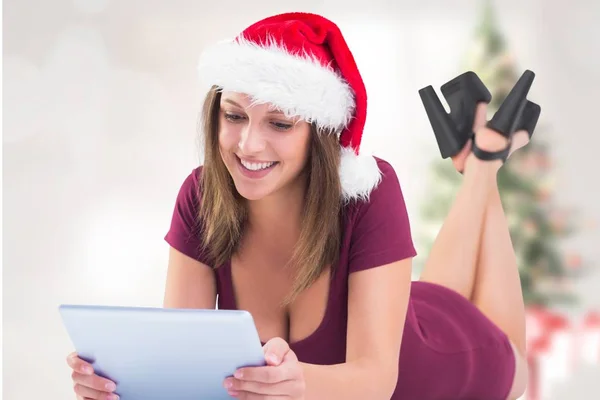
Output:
[238, 123, 266, 155]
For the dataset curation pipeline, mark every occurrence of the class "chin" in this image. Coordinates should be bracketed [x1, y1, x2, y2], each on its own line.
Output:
[229, 170, 280, 201]
[234, 185, 273, 201]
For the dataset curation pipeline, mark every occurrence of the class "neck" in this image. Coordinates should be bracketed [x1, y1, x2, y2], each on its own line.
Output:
[245, 176, 306, 246]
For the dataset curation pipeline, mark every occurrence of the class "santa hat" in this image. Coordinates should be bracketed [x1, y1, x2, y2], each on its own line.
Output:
[197, 12, 382, 201]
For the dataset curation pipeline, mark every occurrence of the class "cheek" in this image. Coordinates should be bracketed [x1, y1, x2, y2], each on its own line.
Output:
[277, 131, 311, 166]
[218, 126, 239, 151]
[296, 130, 312, 162]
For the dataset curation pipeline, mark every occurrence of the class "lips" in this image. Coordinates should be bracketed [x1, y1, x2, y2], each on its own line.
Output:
[235, 155, 279, 179]
[240, 159, 276, 171]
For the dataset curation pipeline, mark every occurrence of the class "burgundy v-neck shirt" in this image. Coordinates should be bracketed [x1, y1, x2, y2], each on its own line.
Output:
[165, 158, 516, 399]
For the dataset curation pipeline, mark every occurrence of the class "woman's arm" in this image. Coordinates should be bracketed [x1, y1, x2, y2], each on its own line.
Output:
[163, 246, 217, 309]
[297, 161, 414, 399]
[300, 257, 412, 400]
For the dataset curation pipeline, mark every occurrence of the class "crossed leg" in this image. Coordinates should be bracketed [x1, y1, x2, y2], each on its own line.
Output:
[419, 103, 529, 399]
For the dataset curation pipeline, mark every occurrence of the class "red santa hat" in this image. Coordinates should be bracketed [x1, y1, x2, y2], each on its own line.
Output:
[197, 12, 382, 201]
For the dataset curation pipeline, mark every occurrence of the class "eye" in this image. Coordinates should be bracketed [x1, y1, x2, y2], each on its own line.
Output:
[223, 111, 245, 123]
[270, 121, 293, 131]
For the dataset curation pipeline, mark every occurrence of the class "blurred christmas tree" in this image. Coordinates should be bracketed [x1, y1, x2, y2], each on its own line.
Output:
[416, 0, 584, 306]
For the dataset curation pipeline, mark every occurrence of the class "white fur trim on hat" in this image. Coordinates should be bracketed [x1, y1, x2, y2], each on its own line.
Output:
[197, 37, 355, 133]
[339, 147, 382, 202]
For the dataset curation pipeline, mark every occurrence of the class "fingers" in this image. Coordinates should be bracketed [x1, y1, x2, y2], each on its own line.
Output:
[226, 337, 304, 399]
[229, 347, 303, 396]
[73, 383, 118, 400]
[73, 383, 101, 399]
[225, 377, 301, 396]
[232, 392, 288, 400]
[67, 352, 94, 375]
[68, 353, 118, 400]
[234, 364, 288, 384]
[239, 346, 298, 384]
[262, 337, 290, 366]
[71, 371, 117, 393]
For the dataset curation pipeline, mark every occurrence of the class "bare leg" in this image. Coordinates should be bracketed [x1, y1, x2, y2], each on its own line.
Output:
[419, 104, 497, 298]
[420, 98, 529, 352]
[469, 128, 530, 400]
[420, 102, 530, 398]
[471, 131, 529, 355]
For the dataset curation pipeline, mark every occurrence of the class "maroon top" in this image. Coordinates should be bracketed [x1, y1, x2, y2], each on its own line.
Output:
[165, 158, 516, 399]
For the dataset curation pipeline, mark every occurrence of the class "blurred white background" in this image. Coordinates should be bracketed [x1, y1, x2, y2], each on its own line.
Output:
[3, 0, 600, 399]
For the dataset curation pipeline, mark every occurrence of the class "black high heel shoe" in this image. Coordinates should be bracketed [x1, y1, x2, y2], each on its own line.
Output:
[514, 99, 542, 141]
[476, 70, 537, 163]
[419, 71, 492, 160]
[419, 70, 541, 169]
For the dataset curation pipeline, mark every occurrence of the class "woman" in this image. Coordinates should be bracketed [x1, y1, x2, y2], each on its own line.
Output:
[66, 12, 531, 400]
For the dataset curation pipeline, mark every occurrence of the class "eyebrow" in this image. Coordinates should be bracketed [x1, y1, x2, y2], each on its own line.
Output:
[222, 98, 284, 114]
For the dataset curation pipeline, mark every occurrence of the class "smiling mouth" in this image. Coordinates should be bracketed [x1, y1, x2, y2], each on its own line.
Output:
[237, 156, 279, 171]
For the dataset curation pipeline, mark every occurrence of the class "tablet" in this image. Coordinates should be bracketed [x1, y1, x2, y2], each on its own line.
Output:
[59, 304, 266, 399]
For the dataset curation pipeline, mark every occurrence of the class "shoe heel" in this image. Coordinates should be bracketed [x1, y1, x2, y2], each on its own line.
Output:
[487, 70, 535, 137]
[515, 100, 541, 139]
[419, 71, 491, 159]
[419, 85, 461, 159]
[441, 71, 492, 137]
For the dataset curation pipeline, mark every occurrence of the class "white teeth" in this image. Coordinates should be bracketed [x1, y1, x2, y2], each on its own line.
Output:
[240, 159, 275, 171]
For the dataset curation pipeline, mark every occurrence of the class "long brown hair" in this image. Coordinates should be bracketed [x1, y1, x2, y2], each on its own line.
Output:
[197, 87, 342, 304]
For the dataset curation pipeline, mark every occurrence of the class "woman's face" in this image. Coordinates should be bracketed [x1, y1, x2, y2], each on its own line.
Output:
[217, 91, 312, 201]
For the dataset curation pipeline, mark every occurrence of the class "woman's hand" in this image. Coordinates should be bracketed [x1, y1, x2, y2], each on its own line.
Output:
[224, 337, 305, 399]
[66, 352, 119, 400]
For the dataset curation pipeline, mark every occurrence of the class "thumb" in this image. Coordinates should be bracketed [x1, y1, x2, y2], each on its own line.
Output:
[263, 337, 290, 366]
